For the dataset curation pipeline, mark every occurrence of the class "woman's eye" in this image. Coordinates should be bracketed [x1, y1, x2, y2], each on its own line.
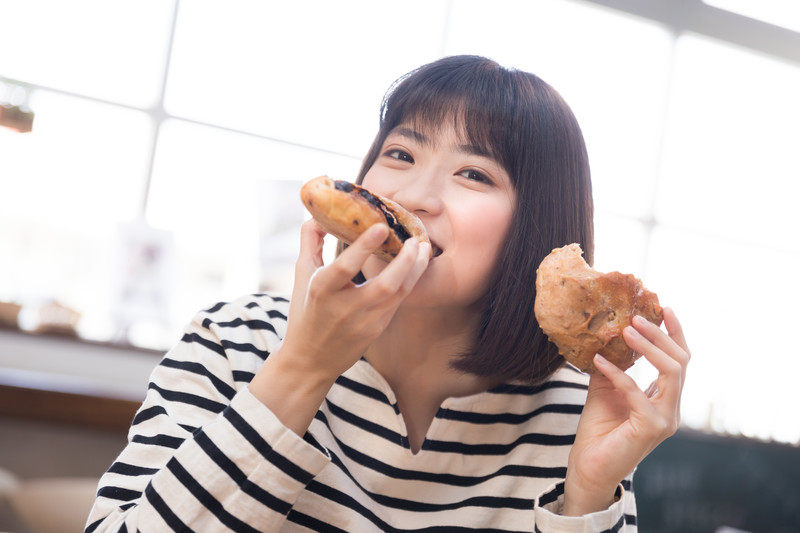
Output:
[459, 169, 492, 184]
[385, 149, 414, 163]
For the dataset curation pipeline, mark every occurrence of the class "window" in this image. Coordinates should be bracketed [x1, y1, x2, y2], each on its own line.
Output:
[652, 34, 800, 440]
[2, 0, 798, 444]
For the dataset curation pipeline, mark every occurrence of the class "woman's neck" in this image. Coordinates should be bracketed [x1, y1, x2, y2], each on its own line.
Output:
[365, 305, 476, 384]
[363, 305, 497, 453]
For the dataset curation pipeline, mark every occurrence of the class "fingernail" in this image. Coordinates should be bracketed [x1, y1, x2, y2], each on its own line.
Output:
[594, 354, 609, 366]
[405, 237, 419, 251]
[369, 224, 388, 239]
[625, 325, 641, 338]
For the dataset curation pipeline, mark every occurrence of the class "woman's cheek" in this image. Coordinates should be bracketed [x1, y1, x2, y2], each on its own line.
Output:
[469, 206, 513, 273]
[469, 202, 512, 254]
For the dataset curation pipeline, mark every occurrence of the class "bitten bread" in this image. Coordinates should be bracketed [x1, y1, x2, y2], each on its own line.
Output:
[300, 175, 431, 261]
[534, 243, 663, 373]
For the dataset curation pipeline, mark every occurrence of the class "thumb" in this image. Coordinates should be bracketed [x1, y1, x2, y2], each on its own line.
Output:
[293, 219, 326, 297]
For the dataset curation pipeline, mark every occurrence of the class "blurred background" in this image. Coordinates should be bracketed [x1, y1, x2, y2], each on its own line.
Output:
[1, 0, 798, 531]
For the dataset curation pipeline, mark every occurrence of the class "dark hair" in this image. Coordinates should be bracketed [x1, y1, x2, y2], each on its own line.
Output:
[356, 55, 593, 384]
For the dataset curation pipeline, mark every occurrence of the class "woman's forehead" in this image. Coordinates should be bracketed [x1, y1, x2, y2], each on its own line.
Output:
[391, 113, 483, 147]
[383, 92, 509, 162]
[390, 124, 495, 163]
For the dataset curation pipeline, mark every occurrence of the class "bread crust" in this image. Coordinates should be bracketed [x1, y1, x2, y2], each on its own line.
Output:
[534, 243, 663, 373]
[300, 175, 430, 261]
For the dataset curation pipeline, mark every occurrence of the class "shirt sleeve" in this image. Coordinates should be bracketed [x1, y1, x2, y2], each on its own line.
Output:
[84, 297, 331, 532]
[533, 475, 637, 532]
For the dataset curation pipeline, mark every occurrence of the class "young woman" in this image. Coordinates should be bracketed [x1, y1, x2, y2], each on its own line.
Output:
[85, 55, 690, 532]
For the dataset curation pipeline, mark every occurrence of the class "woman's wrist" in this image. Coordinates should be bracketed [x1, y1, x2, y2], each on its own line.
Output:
[561, 474, 617, 516]
[249, 344, 338, 436]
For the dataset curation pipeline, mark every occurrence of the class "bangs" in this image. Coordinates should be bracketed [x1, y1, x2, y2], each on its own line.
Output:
[378, 61, 523, 177]
[388, 99, 501, 159]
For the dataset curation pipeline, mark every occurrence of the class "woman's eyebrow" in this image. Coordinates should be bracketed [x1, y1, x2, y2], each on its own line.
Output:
[391, 126, 492, 159]
[392, 127, 428, 145]
[457, 142, 491, 158]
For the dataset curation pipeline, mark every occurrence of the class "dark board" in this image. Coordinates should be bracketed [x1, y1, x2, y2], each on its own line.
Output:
[635, 428, 800, 532]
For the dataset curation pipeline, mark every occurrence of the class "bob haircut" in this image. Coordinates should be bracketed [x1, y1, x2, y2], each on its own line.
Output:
[354, 55, 594, 384]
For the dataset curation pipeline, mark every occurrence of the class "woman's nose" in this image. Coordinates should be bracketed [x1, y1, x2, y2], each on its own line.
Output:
[391, 172, 444, 217]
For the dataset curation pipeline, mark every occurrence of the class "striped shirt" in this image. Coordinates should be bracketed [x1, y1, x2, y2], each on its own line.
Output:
[85, 293, 637, 532]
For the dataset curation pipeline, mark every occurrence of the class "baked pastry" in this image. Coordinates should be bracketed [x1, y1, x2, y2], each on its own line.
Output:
[534, 243, 663, 373]
[300, 175, 431, 261]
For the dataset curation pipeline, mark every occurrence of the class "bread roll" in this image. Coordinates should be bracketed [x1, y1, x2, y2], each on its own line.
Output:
[300, 175, 431, 261]
[534, 243, 663, 373]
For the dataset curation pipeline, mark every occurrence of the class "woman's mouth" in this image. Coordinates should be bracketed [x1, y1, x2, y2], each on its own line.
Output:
[431, 242, 443, 258]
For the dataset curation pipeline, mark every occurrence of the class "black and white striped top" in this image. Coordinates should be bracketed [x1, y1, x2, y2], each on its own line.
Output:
[85, 293, 637, 532]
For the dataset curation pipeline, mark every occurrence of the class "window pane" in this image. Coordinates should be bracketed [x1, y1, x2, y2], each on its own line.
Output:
[0, 90, 152, 227]
[657, 34, 800, 249]
[0, 0, 174, 107]
[593, 214, 650, 275]
[0, 90, 153, 332]
[445, 0, 674, 220]
[165, 0, 449, 158]
[145, 119, 362, 330]
[647, 226, 800, 443]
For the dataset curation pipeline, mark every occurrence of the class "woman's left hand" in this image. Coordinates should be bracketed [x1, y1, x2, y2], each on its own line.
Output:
[563, 306, 691, 516]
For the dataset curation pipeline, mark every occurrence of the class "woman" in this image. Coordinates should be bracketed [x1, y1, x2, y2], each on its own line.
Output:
[86, 55, 690, 532]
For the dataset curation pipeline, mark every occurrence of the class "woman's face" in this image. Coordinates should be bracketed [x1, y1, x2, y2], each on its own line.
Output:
[361, 122, 516, 309]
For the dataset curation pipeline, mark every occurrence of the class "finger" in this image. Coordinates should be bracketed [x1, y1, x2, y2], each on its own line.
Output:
[629, 316, 690, 394]
[662, 307, 691, 362]
[594, 353, 680, 442]
[362, 238, 424, 302]
[644, 380, 659, 399]
[294, 220, 327, 291]
[405, 241, 431, 291]
[593, 354, 653, 414]
[315, 224, 390, 291]
[624, 324, 683, 382]
[382, 239, 430, 292]
[623, 325, 684, 419]
[631, 315, 690, 370]
[593, 355, 678, 443]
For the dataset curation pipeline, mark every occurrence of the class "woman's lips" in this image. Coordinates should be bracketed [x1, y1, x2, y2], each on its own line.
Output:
[420, 221, 442, 257]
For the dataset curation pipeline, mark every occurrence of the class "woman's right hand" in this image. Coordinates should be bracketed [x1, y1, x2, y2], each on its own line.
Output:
[249, 219, 430, 435]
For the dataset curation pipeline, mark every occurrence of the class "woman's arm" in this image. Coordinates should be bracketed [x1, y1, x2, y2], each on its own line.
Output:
[84, 297, 331, 532]
[249, 220, 429, 436]
[86, 221, 429, 532]
[563, 307, 691, 516]
[534, 474, 637, 532]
